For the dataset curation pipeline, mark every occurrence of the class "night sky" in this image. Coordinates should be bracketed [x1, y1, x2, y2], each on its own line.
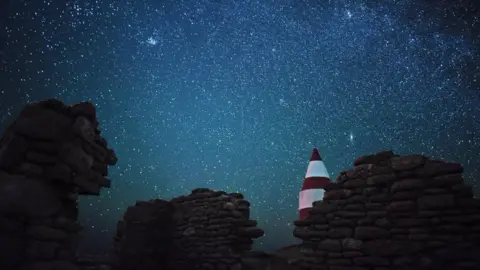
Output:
[0, 0, 479, 254]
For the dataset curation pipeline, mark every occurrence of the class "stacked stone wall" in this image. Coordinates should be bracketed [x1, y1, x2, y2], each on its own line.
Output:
[170, 188, 264, 270]
[112, 188, 264, 270]
[0, 99, 117, 270]
[111, 199, 175, 270]
[294, 151, 480, 270]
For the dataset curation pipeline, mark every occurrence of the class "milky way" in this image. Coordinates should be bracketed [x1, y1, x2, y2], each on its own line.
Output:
[0, 0, 479, 253]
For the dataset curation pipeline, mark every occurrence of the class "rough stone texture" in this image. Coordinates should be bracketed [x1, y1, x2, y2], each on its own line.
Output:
[294, 151, 480, 270]
[76, 254, 112, 270]
[0, 99, 117, 270]
[3, 101, 479, 270]
[111, 188, 264, 270]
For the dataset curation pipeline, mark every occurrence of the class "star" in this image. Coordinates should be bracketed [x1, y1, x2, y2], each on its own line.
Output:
[0, 0, 478, 254]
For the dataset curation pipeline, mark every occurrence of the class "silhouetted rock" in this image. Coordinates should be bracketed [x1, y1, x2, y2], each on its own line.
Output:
[1, 100, 479, 270]
[294, 151, 480, 270]
[0, 99, 116, 270]
[111, 188, 264, 270]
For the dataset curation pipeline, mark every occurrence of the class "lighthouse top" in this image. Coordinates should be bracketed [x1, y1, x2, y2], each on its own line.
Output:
[305, 148, 329, 179]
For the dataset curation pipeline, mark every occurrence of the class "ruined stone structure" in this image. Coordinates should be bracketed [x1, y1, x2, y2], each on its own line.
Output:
[293, 151, 480, 270]
[110, 199, 175, 270]
[112, 188, 265, 270]
[1, 99, 479, 270]
[0, 99, 117, 270]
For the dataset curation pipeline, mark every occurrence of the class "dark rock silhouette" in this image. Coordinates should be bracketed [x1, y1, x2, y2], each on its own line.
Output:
[293, 150, 480, 270]
[0, 99, 117, 270]
[0, 100, 478, 270]
[111, 189, 265, 270]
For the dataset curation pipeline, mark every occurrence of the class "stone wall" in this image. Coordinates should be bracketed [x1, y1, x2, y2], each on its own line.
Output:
[294, 151, 480, 270]
[111, 198, 175, 270]
[112, 188, 264, 270]
[0, 99, 117, 270]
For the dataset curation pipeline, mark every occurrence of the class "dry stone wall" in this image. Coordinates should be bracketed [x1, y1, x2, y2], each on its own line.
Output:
[294, 151, 480, 270]
[112, 188, 264, 270]
[0, 99, 117, 270]
[111, 198, 175, 270]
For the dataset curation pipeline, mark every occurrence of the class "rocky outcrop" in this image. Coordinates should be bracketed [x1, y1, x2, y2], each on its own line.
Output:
[294, 151, 480, 270]
[112, 188, 264, 270]
[0, 99, 117, 270]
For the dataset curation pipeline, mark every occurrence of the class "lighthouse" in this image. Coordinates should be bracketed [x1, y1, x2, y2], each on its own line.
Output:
[298, 148, 331, 220]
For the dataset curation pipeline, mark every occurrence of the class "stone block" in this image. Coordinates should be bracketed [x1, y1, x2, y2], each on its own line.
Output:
[336, 211, 366, 218]
[73, 116, 95, 142]
[354, 227, 390, 240]
[391, 178, 424, 192]
[26, 225, 67, 241]
[353, 151, 395, 166]
[388, 201, 416, 212]
[59, 143, 93, 174]
[330, 219, 356, 227]
[366, 211, 387, 218]
[69, 101, 97, 121]
[45, 162, 72, 183]
[418, 194, 455, 210]
[328, 227, 353, 238]
[344, 178, 367, 189]
[12, 162, 44, 177]
[0, 133, 28, 170]
[318, 239, 342, 252]
[0, 173, 61, 218]
[393, 218, 427, 228]
[366, 174, 396, 186]
[374, 218, 392, 228]
[390, 155, 426, 171]
[73, 174, 101, 195]
[328, 258, 352, 266]
[311, 203, 337, 214]
[0, 231, 27, 268]
[391, 190, 422, 201]
[353, 256, 390, 266]
[415, 160, 463, 177]
[26, 240, 59, 259]
[425, 173, 464, 188]
[25, 151, 58, 165]
[362, 240, 425, 256]
[15, 106, 73, 140]
[346, 164, 371, 179]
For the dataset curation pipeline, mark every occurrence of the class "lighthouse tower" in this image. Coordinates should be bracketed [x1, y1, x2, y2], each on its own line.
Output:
[298, 148, 331, 220]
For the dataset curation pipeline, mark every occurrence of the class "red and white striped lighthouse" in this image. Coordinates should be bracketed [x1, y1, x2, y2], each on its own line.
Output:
[298, 148, 331, 220]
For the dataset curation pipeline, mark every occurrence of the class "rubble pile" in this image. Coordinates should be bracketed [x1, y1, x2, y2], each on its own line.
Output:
[0, 99, 117, 270]
[294, 151, 480, 270]
[112, 188, 264, 270]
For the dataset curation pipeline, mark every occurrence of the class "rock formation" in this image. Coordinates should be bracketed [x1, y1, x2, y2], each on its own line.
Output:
[293, 151, 480, 270]
[0, 99, 117, 270]
[111, 188, 265, 270]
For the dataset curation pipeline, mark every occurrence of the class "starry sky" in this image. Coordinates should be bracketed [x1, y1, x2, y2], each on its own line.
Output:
[0, 0, 479, 254]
